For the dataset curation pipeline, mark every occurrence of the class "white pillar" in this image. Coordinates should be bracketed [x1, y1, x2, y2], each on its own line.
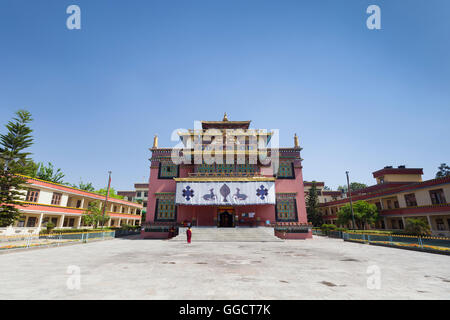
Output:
[77, 216, 82, 228]
[58, 215, 65, 228]
[427, 215, 434, 231]
[37, 213, 44, 228]
[401, 216, 407, 229]
[383, 217, 388, 229]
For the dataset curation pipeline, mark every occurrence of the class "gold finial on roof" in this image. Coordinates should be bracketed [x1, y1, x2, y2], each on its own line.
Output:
[153, 134, 158, 148]
[294, 133, 299, 148]
[223, 113, 228, 121]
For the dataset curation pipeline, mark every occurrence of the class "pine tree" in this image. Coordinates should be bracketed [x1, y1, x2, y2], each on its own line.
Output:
[306, 181, 322, 227]
[0, 110, 34, 227]
[436, 163, 450, 178]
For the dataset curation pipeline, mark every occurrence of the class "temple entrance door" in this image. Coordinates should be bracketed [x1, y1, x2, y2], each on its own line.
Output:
[218, 209, 234, 227]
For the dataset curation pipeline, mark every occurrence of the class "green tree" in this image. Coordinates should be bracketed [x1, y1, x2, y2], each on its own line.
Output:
[0, 110, 34, 227]
[141, 210, 146, 224]
[404, 218, 431, 236]
[337, 200, 378, 229]
[306, 181, 322, 227]
[82, 201, 110, 228]
[96, 187, 124, 200]
[436, 163, 450, 178]
[72, 180, 95, 192]
[337, 182, 368, 193]
[31, 162, 65, 183]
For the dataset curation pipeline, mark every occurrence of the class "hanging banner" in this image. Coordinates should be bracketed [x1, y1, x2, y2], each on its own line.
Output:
[175, 181, 275, 206]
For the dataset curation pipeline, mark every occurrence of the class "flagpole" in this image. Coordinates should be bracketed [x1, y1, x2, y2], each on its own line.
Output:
[102, 171, 112, 229]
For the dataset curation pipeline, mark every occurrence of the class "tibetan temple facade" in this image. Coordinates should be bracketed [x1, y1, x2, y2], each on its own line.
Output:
[141, 114, 312, 239]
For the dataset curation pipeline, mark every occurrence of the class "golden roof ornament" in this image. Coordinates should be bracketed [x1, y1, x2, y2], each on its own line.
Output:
[153, 134, 158, 149]
[223, 113, 228, 121]
[294, 133, 299, 148]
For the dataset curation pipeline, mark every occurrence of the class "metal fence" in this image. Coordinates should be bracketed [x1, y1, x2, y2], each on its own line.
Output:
[114, 229, 141, 237]
[312, 229, 324, 236]
[0, 231, 116, 251]
[343, 232, 450, 254]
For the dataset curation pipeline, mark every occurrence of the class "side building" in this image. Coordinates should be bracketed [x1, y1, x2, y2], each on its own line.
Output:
[318, 166, 450, 237]
[0, 176, 143, 236]
[303, 181, 342, 203]
[118, 183, 149, 209]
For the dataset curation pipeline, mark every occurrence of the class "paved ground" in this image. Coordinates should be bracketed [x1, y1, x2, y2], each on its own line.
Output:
[0, 236, 449, 299]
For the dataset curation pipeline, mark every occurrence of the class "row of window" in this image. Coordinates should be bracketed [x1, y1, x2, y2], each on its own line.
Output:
[26, 189, 64, 206]
[157, 160, 296, 179]
[403, 189, 447, 207]
[136, 191, 148, 198]
[25, 189, 139, 213]
[153, 195, 298, 222]
[323, 188, 448, 215]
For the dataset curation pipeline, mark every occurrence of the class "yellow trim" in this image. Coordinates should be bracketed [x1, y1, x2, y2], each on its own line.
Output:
[174, 176, 275, 182]
[17, 201, 141, 217]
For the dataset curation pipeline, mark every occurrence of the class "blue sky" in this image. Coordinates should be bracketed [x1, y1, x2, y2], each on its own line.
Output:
[0, 0, 449, 191]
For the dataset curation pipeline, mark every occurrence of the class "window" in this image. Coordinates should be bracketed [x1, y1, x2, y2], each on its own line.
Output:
[51, 193, 62, 205]
[387, 200, 392, 209]
[63, 218, 75, 227]
[404, 193, 417, 207]
[375, 202, 382, 211]
[26, 189, 40, 202]
[275, 194, 298, 222]
[113, 206, 117, 212]
[429, 189, 447, 205]
[436, 219, 445, 231]
[277, 160, 295, 179]
[144, 191, 148, 197]
[391, 220, 397, 229]
[76, 200, 82, 208]
[17, 218, 25, 227]
[136, 191, 142, 198]
[158, 161, 179, 179]
[143, 201, 147, 208]
[155, 194, 177, 221]
[26, 217, 37, 227]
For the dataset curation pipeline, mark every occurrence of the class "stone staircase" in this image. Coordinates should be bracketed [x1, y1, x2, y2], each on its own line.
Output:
[170, 227, 283, 242]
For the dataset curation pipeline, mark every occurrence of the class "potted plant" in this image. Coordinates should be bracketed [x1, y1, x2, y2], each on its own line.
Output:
[46, 222, 55, 234]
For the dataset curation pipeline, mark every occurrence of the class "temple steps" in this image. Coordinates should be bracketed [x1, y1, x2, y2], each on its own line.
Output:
[170, 227, 283, 242]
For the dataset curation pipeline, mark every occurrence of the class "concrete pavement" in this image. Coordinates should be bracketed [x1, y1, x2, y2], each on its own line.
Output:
[0, 235, 449, 299]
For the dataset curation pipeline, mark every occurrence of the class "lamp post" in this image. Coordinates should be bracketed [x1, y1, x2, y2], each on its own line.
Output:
[346, 171, 356, 230]
[101, 171, 112, 229]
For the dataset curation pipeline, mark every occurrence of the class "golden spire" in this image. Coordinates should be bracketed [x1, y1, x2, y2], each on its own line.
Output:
[152, 134, 158, 149]
[223, 112, 228, 121]
[294, 133, 299, 148]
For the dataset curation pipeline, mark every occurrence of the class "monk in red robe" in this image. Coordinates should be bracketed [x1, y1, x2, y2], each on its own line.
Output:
[186, 227, 192, 244]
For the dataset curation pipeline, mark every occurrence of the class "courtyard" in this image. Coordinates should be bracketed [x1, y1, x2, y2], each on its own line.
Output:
[0, 235, 449, 300]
